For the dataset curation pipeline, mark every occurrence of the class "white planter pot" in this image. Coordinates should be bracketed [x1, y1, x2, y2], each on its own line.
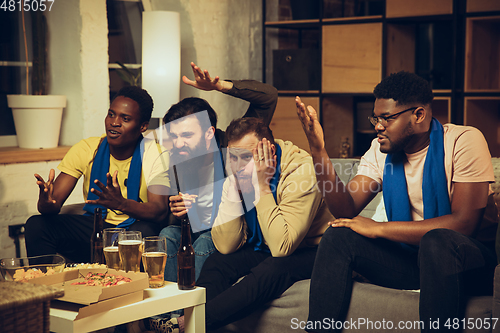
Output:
[7, 95, 66, 149]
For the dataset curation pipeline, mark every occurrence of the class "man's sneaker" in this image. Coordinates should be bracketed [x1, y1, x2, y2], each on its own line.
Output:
[148, 313, 171, 332]
[156, 317, 180, 333]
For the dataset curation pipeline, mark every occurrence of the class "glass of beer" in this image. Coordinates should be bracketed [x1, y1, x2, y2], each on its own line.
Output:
[142, 236, 167, 288]
[103, 228, 125, 270]
[118, 230, 142, 273]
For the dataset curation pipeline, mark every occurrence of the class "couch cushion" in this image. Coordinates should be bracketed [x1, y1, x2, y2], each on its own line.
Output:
[215, 279, 493, 333]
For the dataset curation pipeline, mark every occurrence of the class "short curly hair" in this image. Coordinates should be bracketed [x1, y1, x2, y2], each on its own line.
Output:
[113, 86, 154, 123]
[373, 71, 433, 107]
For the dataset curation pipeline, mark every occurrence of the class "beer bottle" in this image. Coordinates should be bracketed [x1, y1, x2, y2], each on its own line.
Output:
[90, 207, 105, 264]
[177, 217, 195, 290]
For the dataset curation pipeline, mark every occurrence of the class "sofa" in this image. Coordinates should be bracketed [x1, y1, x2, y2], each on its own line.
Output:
[214, 158, 500, 333]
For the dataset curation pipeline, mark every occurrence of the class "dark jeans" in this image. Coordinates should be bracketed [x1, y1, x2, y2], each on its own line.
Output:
[25, 214, 164, 263]
[307, 227, 497, 333]
[196, 245, 318, 330]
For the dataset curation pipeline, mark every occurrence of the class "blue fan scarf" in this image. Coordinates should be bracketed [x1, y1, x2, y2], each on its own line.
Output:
[83, 137, 144, 229]
[244, 144, 282, 253]
[383, 118, 451, 251]
[211, 150, 226, 224]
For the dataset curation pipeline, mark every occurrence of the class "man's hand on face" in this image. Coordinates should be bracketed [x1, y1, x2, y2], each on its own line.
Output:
[35, 169, 57, 207]
[85, 171, 127, 211]
[252, 138, 277, 198]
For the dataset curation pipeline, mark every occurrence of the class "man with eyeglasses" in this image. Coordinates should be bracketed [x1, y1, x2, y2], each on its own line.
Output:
[296, 71, 497, 333]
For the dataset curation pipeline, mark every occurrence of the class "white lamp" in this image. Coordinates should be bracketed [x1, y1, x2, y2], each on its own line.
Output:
[142, 11, 181, 118]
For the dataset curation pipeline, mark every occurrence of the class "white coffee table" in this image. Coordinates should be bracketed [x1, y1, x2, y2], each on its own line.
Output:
[50, 282, 205, 333]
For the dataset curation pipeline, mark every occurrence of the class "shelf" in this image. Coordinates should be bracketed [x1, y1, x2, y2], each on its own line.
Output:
[265, 19, 320, 29]
[467, 0, 500, 13]
[386, 0, 453, 18]
[322, 22, 383, 93]
[269, 96, 317, 153]
[465, 16, 500, 92]
[432, 89, 452, 95]
[0, 146, 71, 164]
[322, 15, 383, 24]
[464, 97, 500, 157]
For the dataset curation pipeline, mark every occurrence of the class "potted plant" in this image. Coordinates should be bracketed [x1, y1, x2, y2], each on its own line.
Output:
[7, 8, 66, 149]
[115, 61, 141, 87]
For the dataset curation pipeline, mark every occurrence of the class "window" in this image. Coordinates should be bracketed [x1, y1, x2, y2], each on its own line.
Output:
[0, 10, 32, 147]
[107, 0, 143, 99]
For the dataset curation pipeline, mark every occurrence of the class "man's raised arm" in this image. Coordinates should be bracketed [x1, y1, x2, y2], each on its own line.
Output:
[295, 96, 378, 218]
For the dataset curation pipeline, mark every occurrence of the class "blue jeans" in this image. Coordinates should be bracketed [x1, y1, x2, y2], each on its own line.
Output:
[159, 225, 216, 282]
[307, 227, 497, 333]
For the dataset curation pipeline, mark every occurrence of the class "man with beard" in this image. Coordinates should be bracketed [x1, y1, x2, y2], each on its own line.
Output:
[25, 86, 170, 263]
[156, 117, 332, 333]
[158, 62, 278, 285]
[296, 71, 497, 333]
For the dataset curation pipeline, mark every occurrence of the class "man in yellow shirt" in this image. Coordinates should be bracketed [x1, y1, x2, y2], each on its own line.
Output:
[25, 86, 170, 263]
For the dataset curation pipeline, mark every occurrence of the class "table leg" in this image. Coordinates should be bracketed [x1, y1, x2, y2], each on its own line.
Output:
[184, 303, 205, 333]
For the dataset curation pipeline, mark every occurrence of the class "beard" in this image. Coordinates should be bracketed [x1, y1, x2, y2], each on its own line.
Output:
[379, 121, 414, 154]
[170, 139, 208, 165]
[237, 177, 254, 194]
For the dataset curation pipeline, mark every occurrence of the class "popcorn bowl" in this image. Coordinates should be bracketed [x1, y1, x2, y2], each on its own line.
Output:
[0, 254, 66, 282]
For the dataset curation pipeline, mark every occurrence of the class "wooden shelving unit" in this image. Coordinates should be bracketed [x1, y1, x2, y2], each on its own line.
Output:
[263, 0, 500, 157]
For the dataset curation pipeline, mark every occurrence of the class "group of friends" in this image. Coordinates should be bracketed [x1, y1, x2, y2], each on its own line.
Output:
[25, 62, 498, 333]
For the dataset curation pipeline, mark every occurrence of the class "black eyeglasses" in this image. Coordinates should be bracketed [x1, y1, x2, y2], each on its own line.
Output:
[368, 107, 419, 127]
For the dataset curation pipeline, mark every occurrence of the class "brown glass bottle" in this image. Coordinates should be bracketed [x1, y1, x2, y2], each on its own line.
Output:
[177, 217, 195, 290]
[90, 207, 105, 264]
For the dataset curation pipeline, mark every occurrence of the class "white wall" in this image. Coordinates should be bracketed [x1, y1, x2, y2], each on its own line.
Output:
[0, 0, 262, 259]
[151, 0, 263, 129]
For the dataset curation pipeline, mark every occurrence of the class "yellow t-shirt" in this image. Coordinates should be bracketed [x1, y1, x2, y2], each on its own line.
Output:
[58, 135, 170, 225]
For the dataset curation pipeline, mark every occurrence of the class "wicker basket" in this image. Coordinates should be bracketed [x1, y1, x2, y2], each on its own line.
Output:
[0, 281, 64, 333]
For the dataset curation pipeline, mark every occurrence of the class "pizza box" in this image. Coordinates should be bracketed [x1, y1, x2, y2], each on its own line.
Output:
[30, 268, 149, 304]
[29, 268, 149, 320]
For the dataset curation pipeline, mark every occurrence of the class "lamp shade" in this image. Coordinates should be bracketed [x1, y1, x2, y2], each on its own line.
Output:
[142, 11, 181, 118]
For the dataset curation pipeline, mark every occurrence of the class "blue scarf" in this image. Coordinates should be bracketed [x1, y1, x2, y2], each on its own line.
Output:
[83, 137, 144, 229]
[244, 144, 282, 253]
[383, 118, 451, 250]
[211, 150, 226, 223]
